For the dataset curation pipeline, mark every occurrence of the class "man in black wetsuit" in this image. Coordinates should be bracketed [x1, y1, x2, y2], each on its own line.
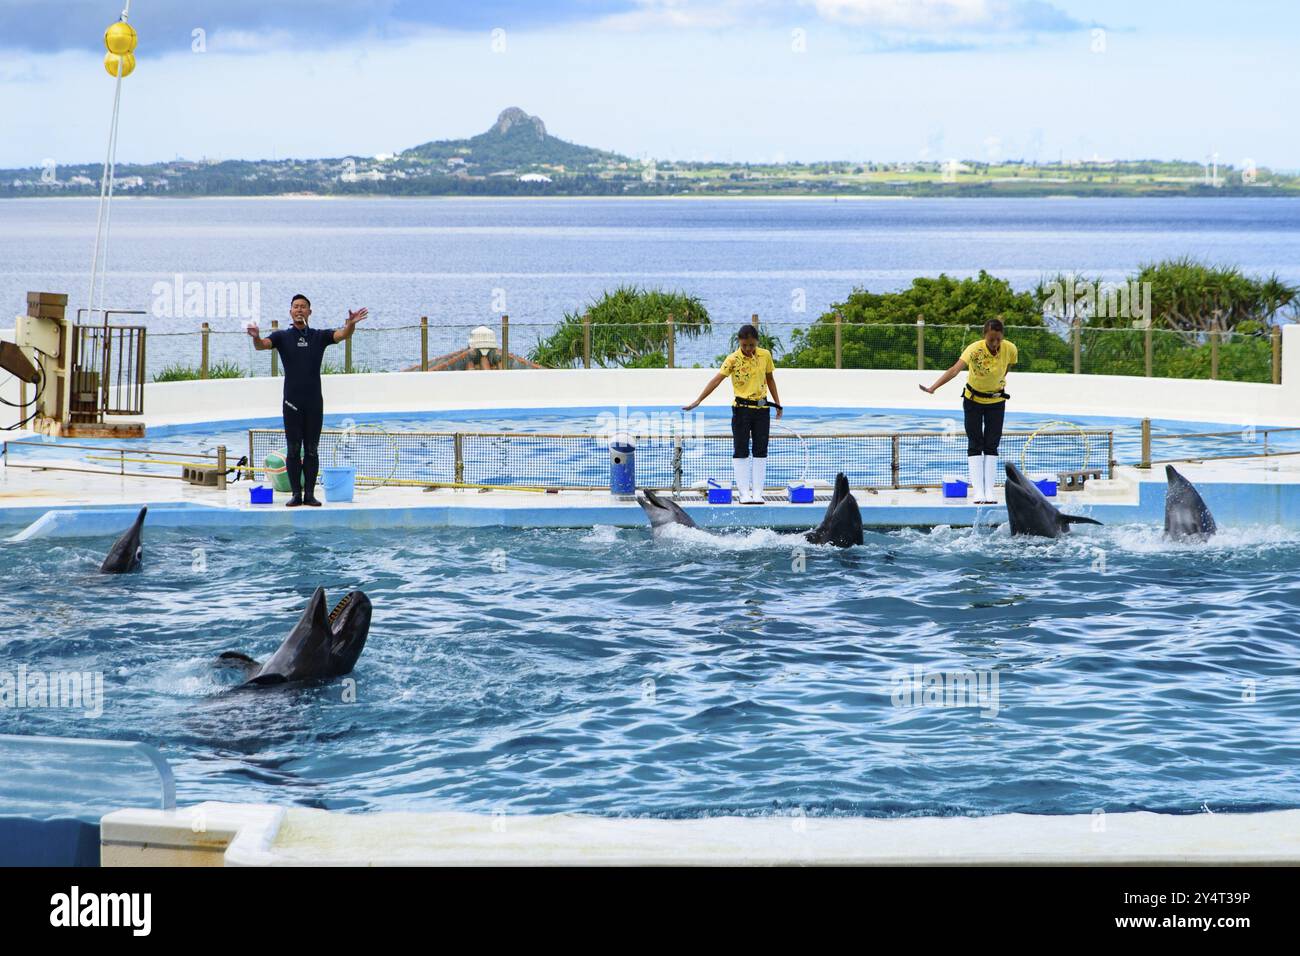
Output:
[247, 294, 367, 506]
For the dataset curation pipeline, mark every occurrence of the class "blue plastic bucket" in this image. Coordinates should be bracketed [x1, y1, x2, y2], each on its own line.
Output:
[249, 485, 273, 505]
[320, 466, 356, 503]
[787, 483, 814, 503]
[706, 479, 732, 504]
[1034, 478, 1057, 497]
[942, 479, 969, 499]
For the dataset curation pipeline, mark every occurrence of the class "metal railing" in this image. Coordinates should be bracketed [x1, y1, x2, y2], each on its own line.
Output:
[72, 323, 148, 418]
[3, 440, 231, 487]
[1136, 418, 1300, 468]
[0, 734, 175, 811]
[142, 317, 1285, 385]
[249, 427, 1113, 491]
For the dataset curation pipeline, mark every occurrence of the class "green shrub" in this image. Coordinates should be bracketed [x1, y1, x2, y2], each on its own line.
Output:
[781, 271, 1067, 370]
[152, 360, 245, 382]
[321, 360, 374, 374]
[530, 286, 710, 368]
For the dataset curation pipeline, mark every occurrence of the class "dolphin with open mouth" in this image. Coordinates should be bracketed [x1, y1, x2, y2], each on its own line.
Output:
[219, 587, 372, 687]
[1003, 463, 1102, 538]
[1164, 465, 1216, 540]
[636, 488, 699, 538]
[803, 473, 864, 548]
[99, 506, 146, 573]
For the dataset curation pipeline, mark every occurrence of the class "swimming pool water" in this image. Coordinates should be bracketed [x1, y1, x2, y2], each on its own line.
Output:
[13, 408, 1297, 484]
[3, 520, 1298, 820]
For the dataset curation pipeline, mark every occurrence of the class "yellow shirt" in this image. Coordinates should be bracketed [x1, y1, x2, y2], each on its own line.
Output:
[719, 347, 775, 404]
[959, 339, 1017, 403]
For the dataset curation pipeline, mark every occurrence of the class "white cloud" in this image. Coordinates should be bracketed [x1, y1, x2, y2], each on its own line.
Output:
[595, 0, 1080, 37]
[808, 0, 996, 31]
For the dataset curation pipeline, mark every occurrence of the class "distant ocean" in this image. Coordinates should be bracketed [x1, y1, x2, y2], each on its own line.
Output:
[2, 196, 1297, 371]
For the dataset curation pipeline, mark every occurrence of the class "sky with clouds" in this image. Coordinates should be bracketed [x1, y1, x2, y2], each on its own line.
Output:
[0, 0, 1294, 169]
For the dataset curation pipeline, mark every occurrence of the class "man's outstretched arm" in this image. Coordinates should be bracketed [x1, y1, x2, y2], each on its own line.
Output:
[333, 308, 369, 343]
[247, 325, 273, 350]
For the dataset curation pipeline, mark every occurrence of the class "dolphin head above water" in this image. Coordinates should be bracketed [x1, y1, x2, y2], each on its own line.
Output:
[1003, 463, 1102, 538]
[99, 506, 146, 573]
[1164, 465, 1216, 540]
[221, 587, 372, 688]
[637, 488, 698, 535]
[804, 473, 863, 548]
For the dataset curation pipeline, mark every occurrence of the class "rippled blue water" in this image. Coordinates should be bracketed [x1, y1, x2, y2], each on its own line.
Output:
[3, 519, 1299, 820]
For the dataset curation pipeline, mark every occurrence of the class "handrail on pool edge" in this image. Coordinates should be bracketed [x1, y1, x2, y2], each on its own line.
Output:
[0, 733, 175, 811]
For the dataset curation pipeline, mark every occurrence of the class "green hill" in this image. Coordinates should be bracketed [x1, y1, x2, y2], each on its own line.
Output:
[401, 107, 626, 174]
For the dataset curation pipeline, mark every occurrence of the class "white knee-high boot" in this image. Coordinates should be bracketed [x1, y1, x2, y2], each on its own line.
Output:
[983, 454, 999, 502]
[732, 457, 750, 502]
[749, 457, 767, 504]
[967, 455, 984, 502]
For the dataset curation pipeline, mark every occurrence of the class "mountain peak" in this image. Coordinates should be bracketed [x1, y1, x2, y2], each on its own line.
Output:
[492, 107, 546, 140]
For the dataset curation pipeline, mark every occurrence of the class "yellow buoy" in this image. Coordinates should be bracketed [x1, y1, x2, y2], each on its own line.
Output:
[104, 51, 135, 78]
[104, 21, 137, 56]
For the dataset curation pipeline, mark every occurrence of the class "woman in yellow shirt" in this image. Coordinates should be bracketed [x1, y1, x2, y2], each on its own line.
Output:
[919, 318, 1017, 505]
[683, 324, 784, 504]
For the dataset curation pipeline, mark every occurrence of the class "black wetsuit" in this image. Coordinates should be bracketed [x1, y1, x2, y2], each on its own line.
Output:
[269, 325, 335, 498]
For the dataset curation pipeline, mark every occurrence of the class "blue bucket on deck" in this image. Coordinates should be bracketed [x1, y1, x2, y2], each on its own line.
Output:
[249, 485, 273, 505]
[943, 479, 969, 499]
[787, 483, 814, 504]
[707, 479, 732, 504]
[320, 466, 356, 503]
[1034, 477, 1057, 497]
[609, 433, 636, 494]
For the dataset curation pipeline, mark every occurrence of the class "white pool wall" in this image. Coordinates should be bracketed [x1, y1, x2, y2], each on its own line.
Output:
[101, 803, 1300, 866]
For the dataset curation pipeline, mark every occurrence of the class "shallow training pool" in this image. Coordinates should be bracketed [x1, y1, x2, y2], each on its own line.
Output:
[13, 408, 1297, 490]
[3, 519, 1298, 820]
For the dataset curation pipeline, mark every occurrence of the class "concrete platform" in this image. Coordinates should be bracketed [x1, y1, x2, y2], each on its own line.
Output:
[100, 802, 1300, 866]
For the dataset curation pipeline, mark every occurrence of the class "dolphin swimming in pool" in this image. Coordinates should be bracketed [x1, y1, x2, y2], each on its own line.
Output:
[636, 488, 698, 537]
[804, 473, 864, 548]
[99, 506, 146, 573]
[1164, 465, 1216, 540]
[1003, 463, 1102, 538]
[219, 587, 372, 687]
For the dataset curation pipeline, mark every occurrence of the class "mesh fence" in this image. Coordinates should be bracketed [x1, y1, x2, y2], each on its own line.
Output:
[248, 427, 1112, 490]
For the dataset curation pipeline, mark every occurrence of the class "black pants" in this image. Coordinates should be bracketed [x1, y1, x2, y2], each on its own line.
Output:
[963, 397, 1005, 456]
[732, 405, 771, 458]
[283, 396, 323, 497]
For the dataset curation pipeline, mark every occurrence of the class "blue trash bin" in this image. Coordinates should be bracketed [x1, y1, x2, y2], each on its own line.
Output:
[609, 433, 636, 494]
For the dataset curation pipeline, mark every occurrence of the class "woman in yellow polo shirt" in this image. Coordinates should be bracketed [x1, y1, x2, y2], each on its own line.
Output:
[683, 324, 783, 504]
[919, 318, 1017, 505]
